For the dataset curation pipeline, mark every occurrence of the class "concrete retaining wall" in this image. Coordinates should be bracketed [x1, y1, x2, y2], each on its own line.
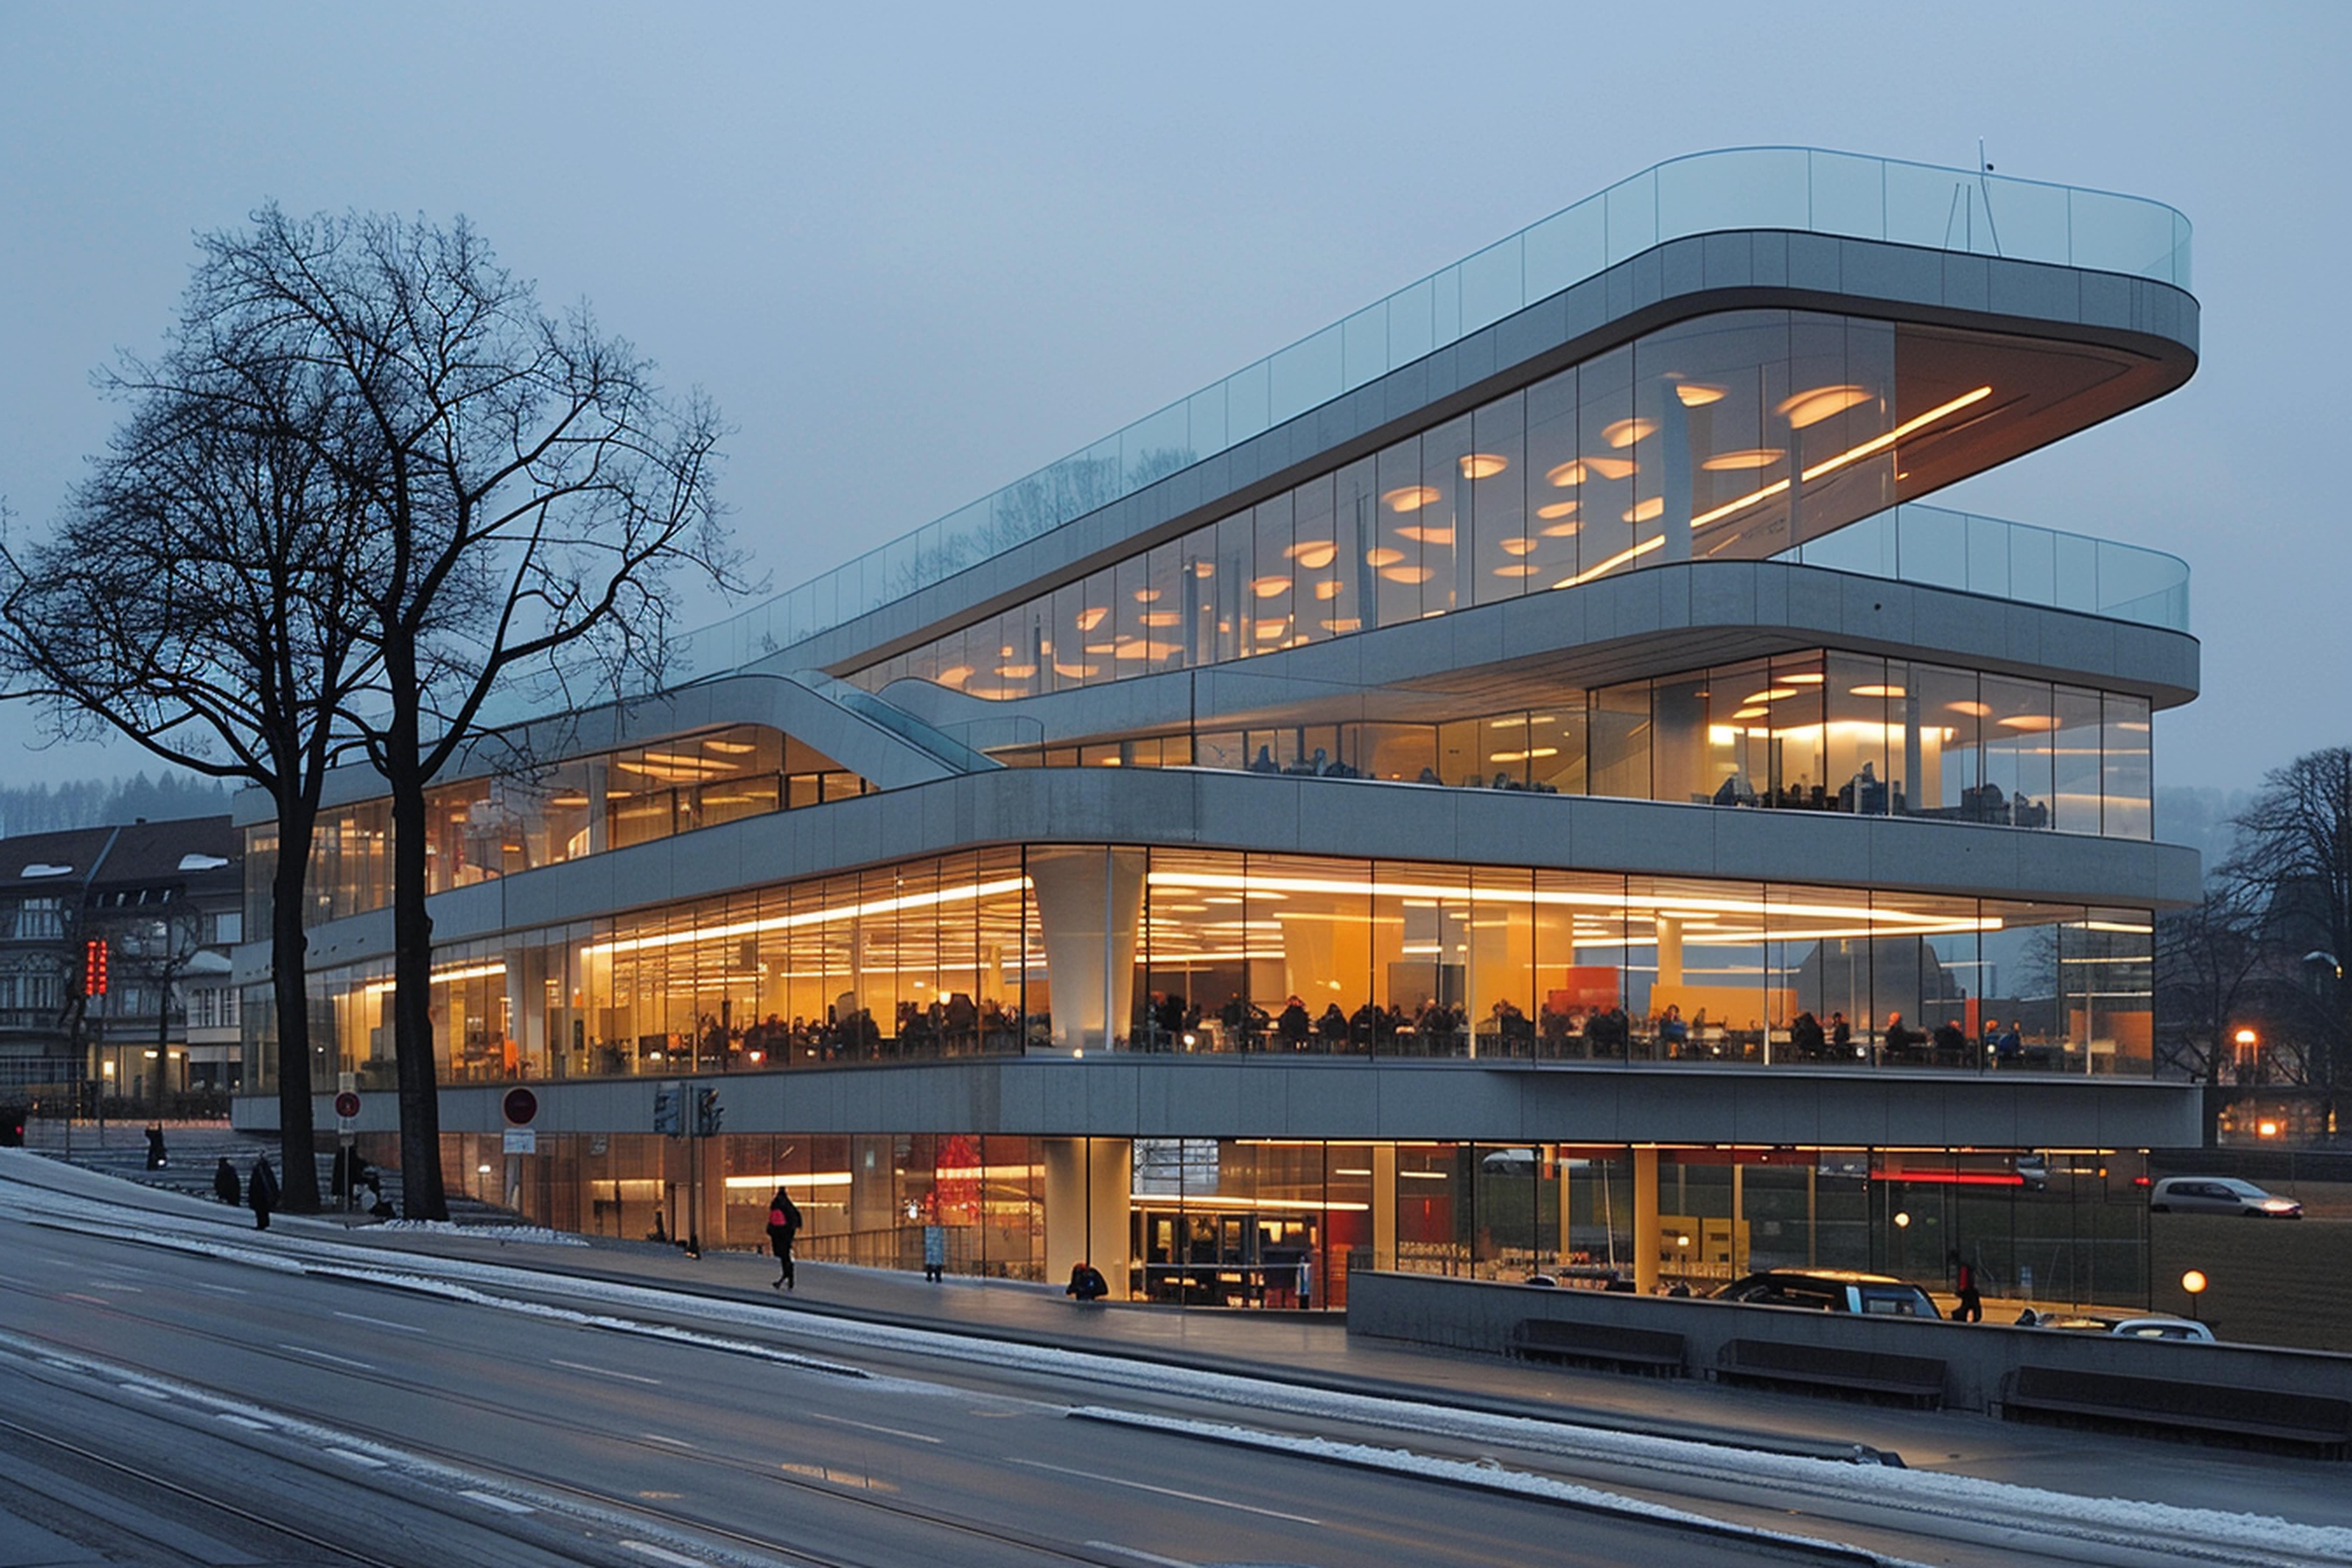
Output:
[1346, 1269, 2352, 1415]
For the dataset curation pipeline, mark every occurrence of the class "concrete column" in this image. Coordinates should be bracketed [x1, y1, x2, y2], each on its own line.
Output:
[1632, 1146, 1661, 1293]
[1043, 1137, 1134, 1300]
[1661, 394, 1693, 564]
[1655, 916, 1684, 989]
[1028, 848, 1147, 1053]
[1555, 1156, 1573, 1266]
[1372, 1143, 1398, 1270]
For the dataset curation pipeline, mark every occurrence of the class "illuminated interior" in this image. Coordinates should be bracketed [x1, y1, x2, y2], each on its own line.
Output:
[853, 308, 2162, 699]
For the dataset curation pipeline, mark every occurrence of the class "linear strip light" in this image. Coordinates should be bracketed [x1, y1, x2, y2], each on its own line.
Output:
[362, 960, 509, 996]
[584, 876, 1031, 959]
[1686, 386, 1996, 534]
[723, 1172, 854, 1189]
[1145, 870, 1991, 931]
[1554, 534, 1665, 589]
[1129, 1194, 1371, 1212]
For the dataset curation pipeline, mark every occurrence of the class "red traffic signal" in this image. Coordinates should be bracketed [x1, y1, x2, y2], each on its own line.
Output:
[82, 938, 108, 997]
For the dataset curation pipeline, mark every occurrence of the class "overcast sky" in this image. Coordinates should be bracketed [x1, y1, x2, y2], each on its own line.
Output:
[0, 1, 2343, 798]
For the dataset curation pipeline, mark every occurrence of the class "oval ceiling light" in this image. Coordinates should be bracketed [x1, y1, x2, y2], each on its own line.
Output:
[1500, 537, 1536, 555]
[1581, 455, 1637, 481]
[1702, 448, 1784, 471]
[938, 665, 975, 686]
[1380, 565, 1435, 584]
[1997, 714, 2062, 731]
[1074, 606, 1108, 632]
[1602, 418, 1657, 449]
[1364, 547, 1405, 567]
[1395, 524, 1454, 545]
[1539, 520, 1581, 537]
[1622, 497, 1665, 523]
[1732, 707, 1771, 720]
[1674, 383, 1727, 407]
[1251, 575, 1292, 598]
[1383, 484, 1441, 512]
[1745, 687, 1799, 703]
[1492, 563, 1539, 577]
[1535, 500, 1580, 519]
[1947, 700, 1993, 717]
[1313, 579, 1344, 600]
[1286, 540, 1337, 569]
[1459, 452, 1509, 479]
[1776, 384, 1872, 428]
[1849, 684, 1907, 698]
[1140, 610, 1181, 627]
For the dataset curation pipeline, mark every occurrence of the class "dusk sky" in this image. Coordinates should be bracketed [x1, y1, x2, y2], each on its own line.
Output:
[0, 1, 2342, 796]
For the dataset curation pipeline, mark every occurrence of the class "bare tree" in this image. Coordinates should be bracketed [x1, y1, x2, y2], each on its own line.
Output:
[2153, 879, 2267, 1144]
[2221, 747, 2352, 1129]
[0, 337, 383, 1211]
[190, 208, 736, 1219]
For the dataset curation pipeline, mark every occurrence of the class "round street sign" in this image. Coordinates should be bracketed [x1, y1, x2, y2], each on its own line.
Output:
[332, 1091, 360, 1119]
[503, 1087, 539, 1126]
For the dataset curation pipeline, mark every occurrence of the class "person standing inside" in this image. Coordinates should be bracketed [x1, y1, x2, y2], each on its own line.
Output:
[766, 1186, 803, 1290]
[923, 1216, 947, 1283]
[247, 1156, 279, 1231]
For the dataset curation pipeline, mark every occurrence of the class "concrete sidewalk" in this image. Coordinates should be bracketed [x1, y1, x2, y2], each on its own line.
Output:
[6, 1135, 2344, 1522]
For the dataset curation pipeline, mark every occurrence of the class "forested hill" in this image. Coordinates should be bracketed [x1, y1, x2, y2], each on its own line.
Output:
[0, 773, 234, 838]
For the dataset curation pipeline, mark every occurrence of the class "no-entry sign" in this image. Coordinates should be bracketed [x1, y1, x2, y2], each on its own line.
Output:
[502, 1087, 539, 1126]
[332, 1091, 360, 1119]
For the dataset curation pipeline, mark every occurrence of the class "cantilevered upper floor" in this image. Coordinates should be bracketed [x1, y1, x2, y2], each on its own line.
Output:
[677, 147, 2195, 694]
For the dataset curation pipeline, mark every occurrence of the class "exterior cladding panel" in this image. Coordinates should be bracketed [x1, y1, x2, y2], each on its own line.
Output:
[317, 1062, 2202, 1151]
[351, 764, 2202, 967]
[756, 233, 2197, 678]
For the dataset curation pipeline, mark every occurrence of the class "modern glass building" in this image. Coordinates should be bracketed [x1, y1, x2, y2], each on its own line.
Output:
[236, 148, 2203, 1310]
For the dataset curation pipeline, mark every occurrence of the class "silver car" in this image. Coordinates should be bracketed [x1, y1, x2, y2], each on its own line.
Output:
[2148, 1176, 2303, 1218]
[2033, 1311, 2217, 1342]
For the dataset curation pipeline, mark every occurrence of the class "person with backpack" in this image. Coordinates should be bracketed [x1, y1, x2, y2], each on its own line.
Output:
[765, 1186, 803, 1290]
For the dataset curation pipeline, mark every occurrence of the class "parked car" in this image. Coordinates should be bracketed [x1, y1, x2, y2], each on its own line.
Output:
[2030, 1311, 2216, 1342]
[1711, 1268, 1942, 1318]
[2013, 1152, 2049, 1191]
[2148, 1176, 2303, 1218]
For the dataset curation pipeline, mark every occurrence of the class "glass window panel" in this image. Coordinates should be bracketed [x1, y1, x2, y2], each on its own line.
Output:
[1329, 455, 1376, 641]
[1470, 393, 1529, 607]
[1653, 675, 1710, 804]
[1825, 653, 1894, 814]
[1289, 473, 1338, 646]
[1212, 512, 1253, 663]
[1588, 681, 1651, 801]
[1574, 346, 1638, 582]
[1420, 414, 1473, 618]
[1250, 493, 1297, 654]
[1373, 437, 1426, 629]
[1523, 364, 1582, 589]
[2102, 693, 2151, 840]
[1982, 675, 2056, 827]
[2051, 685, 2104, 835]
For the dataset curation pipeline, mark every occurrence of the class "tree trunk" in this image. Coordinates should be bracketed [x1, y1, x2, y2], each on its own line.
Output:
[270, 784, 322, 1213]
[387, 694, 448, 1221]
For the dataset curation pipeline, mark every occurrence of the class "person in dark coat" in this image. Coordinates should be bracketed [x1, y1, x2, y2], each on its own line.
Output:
[1066, 1260, 1109, 1302]
[212, 1157, 240, 1207]
[765, 1186, 803, 1290]
[247, 1156, 279, 1230]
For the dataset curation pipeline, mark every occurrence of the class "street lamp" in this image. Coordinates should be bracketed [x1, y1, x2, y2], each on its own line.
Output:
[2182, 1268, 2208, 1324]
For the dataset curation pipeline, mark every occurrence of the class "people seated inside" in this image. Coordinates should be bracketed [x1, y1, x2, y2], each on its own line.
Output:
[1066, 1260, 1110, 1302]
[1932, 1018, 1968, 1062]
[1712, 772, 1758, 807]
[1881, 1011, 1925, 1060]
[1790, 1010, 1827, 1060]
[1247, 744, 1279, 774]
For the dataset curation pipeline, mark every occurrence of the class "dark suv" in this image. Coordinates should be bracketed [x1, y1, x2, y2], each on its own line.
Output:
[1711, 1268, 1942, 1318]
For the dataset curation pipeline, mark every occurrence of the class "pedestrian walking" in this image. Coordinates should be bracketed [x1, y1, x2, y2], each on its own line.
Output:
[247, 1156, 279, 1231]
[212, 1157, 239, 1206]
[765, 1186, 803, 1290]
[1951, 1249, 1983, 1322]
[923, 1220, 946, 1283]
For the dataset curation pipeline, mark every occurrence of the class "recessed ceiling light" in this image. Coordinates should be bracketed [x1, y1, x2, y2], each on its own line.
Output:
[1492, 564, 1538, 577]
[1251, 575, 1292, 598]
[1380, 565, 1435, 584]
[1674, 383, 1727, 406]
[1776, 384, 1872, 428]
[1395, 524, 1454, 545]
[1535, 500, 1579, 519]
[1384, 485, 1441, 512]
[1459, 452, 1509, 479]
[1365, 547, 1405, 567]
[1500, 538, 1536, 555]
[1286, 541, 1337, 569]
[1849, 684, 1906, 698]
[1602, 418, 1657, 448]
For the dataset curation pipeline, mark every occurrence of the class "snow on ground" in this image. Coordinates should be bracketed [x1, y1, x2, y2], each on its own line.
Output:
[7, 1155, 2350, 1566]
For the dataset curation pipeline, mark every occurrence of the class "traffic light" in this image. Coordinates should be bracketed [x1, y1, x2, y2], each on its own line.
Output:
[694, 1087, 724, 1137]
[81, 938, 108, 997]
[652, 1081, 682, 1136]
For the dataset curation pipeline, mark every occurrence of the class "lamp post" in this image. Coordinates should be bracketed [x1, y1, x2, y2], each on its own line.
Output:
[2182, 1268, 2208, 1324]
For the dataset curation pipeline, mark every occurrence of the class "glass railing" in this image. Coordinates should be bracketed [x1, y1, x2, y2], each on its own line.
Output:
[1782, 504, 2190, 631]
[679, 147, 2191, 676]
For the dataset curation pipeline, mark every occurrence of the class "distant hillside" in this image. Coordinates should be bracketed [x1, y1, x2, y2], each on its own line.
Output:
[0, 772, 234, 838]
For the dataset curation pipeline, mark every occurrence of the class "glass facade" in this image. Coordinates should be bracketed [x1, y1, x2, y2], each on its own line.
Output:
[411, 1126, 2150, 1312]
[255, 843, 2152, 1093]
[246, 725, 870, 930]
[679, 147, 2190, 677]
[997, 648, 2155, 840]
[850, 309, 2156, 700]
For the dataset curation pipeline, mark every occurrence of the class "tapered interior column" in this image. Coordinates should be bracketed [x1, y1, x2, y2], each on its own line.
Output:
[1028, 847, 1147, 1053]
[1372, 1143, 1398, 1270]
